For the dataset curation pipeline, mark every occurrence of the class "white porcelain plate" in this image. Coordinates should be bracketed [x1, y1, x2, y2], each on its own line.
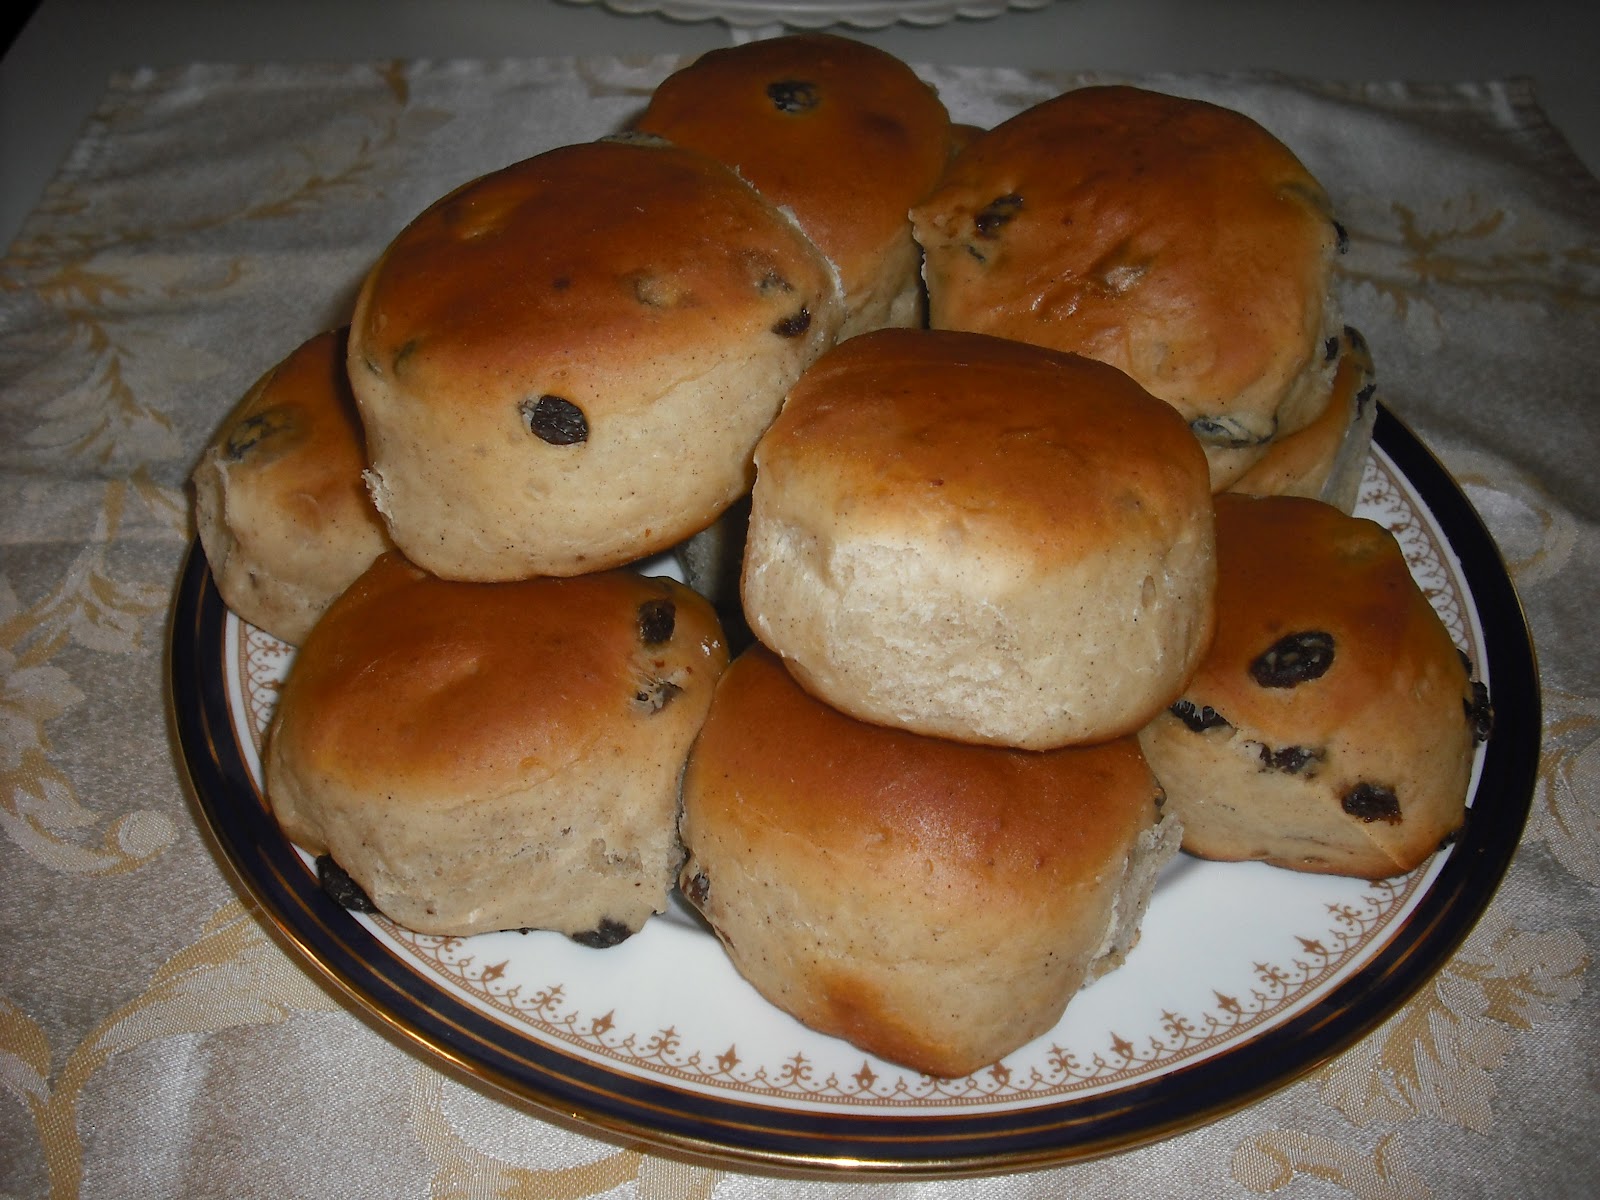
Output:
[559, 0, 1054, 31]
[170, 406, 1539, 1176]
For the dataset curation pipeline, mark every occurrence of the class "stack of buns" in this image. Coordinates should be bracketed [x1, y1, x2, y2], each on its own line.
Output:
[189, 36, 1488, 1079]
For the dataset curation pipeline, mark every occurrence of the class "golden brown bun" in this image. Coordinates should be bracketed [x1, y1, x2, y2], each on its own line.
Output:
[348, 137, 844, 581]
[190, 328, 393, 644]
[636, 34, 953, 338]
[910, 85, 1343, 490]
[1137, 494, 1485, 878]
[1228, 326, 1378, 513]
[679, 645, 1180, 1078]
[265, 553, 729, 938]
[743, 327, 1216, 748]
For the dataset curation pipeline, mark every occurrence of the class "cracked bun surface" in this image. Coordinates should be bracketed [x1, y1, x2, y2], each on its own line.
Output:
[265, 553, 729, 940]
[1137, 494, 1489, 879]
[742, 327, 1217, 749]
[636, 33, 954, 339]
[347, 137, 844, 581]
[190, 328, 393, 644]
[678, 644, 1181, 1078]
[910, 84, 1344, 490]
[1227, 326, 1378, 514]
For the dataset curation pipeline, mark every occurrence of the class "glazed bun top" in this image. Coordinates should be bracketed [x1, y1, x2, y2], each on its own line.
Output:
[636, 34, 953, 321]
[269, 552, 728, 800]
[209, 327, 377, 538]
[911, 85, 1342, 459]
[1196, 493, 1473, 745]
[684, 644, 1163, 910]
[348, 136, 840, 427]
[752, 327, 1211, 567]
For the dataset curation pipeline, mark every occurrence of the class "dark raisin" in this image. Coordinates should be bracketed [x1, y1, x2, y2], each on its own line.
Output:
[316, 855, 378, 912]
[1355, 382, 1377, 415]
[520, 395, 588, 445]
[741, 250, 792, 295]
[635, 678, 683, 713]
[684, 871, 711, 906]
[1260, 744, 1322, 774]
[1325, 336, 1340, 362]
[1437, 826, 1461, 851]
[974, 193, 1023, 238]
[224, 408, 292, 460]
[570, 918, 634, 948]
[1465, 680, 1494, 744]
[638, 597, 676, 645]
[772, 307, 811, 338]
[1171, 698, 1231, 732]
[1190, 415, 1270, 448]
[1333, 220, 1350, 254]
[392, 337, 421, 373]
[767, 80, 819, 113]
[1250, 631, 1336, 688]
[1341, 782, 1402, 824]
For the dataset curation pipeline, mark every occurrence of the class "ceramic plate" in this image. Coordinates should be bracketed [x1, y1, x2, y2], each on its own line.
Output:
[560, 0, 1053, 31]
[169, 405, 1539, 1176]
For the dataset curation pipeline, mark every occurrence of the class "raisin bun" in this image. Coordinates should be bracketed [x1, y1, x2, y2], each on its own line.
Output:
[679, 645, 1181, 1078]
[190, 328, 393, 644]
[1227, 326, 1378, 514]
[743, 327, 1217, 749]
[347, 136, 844, 581]
[910, 85, 1345, 491]
[1137, 494, 1491, 879]
[635, 33, 953, 339]
[265, 553, 728, 940]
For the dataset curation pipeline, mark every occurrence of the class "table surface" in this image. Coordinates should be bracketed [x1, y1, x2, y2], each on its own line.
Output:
[2, 4, 1598, 1199]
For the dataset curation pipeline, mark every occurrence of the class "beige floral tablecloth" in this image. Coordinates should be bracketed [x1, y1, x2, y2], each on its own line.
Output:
[0, 57, 1596, 1199]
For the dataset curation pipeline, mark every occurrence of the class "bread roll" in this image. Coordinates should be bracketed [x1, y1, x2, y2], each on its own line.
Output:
[348, 137, 844, 580]
[1228, 326, 1378, 513]
[910, 85, 1345, 490]
[679, 645, 1181, 1078]
[265, 553, 729, 940]
[636, 33, 953, 338]
[1137, 494, 1490, 878]
[743, 327, 1216, 749]
[190, 327, 393, 644]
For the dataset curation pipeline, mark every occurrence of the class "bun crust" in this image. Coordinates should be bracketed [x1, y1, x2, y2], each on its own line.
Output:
[679, 645, 1179, 1078]
[190, 328, 393, 644]
[911, 85, 1342, 489]
[1138, 494, 1483, 878]
[743, 327, 1216, 748]
[1228, 326, 1378, 513]
[266, 553, 728, 938]
[348, 138, 843, 580]
[637, 33, 953, 337]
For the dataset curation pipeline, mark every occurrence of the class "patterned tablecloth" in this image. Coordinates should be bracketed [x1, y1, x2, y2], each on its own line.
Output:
[1, 57, 1596, 1199]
